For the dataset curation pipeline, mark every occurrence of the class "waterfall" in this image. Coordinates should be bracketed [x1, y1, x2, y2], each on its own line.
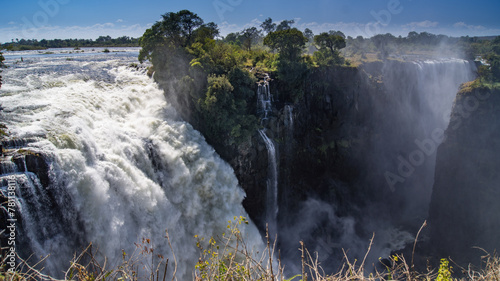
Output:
[278, 58, 477, 274]
[257, 82, 273, 124]
[258, 129, 278, 236]
[256, 82, 279, 236]
[411, 59, 476, 126]
[0, 48, 263, 279]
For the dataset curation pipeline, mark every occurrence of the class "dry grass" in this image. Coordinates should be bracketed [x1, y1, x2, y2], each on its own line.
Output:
[2, 220, 500, 281]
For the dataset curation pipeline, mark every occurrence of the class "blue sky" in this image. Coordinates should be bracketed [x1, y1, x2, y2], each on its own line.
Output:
[1, 0, 500, 43]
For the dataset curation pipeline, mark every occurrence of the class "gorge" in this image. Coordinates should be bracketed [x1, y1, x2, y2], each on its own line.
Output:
[1, 44, 497, 279]
[231, 58, 479, 272]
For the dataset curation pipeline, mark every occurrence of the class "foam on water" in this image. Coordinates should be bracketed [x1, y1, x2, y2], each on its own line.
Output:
[0, 49, 263, 279]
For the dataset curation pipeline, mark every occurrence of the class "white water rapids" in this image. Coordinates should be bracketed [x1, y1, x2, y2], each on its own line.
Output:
[0, 48, 263, 279]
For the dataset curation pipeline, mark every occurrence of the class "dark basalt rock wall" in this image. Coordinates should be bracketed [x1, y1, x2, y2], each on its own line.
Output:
[428, 86, 500, 265]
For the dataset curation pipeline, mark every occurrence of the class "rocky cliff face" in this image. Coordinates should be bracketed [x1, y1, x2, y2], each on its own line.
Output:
[223, 60, 477, 271]
[428, 84, 500, 265]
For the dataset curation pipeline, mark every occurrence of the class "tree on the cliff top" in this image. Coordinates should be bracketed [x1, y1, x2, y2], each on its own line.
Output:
[241, 27, 262, 51]
[139, 10, 206, 63]
[313, 31, 346, 66]
[264, 28, 307, 61]
[276, 19, 295, 31]
[260, 17, 276, 34]
[314, 31, 346, 55]
[264, 28, 308, 102]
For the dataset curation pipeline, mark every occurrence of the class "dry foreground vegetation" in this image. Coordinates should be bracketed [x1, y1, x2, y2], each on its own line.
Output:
[1, 218, 500, 281]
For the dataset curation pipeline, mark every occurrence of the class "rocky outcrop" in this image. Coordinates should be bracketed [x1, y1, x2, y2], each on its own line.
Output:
[0, 142, 53, 256]
[228, 134, 270, 230]
[428, 85, 500, 265]
[13, 152, 51, 187]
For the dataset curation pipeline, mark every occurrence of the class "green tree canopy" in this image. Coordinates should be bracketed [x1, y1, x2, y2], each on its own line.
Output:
[260, 17, 276, 34]
[312, 31, 346, 66]
[371, 33, 397, 59]
[192, 22, 220, 43]
[264, 28, 308, 102]
[241, 27, 262, 51]
[139, 10, 207, 63]
[276, 20, 295, 31]
[313, 31, 346, 55]
[304, 28, 314, 43]
[264, 28, 307, 60]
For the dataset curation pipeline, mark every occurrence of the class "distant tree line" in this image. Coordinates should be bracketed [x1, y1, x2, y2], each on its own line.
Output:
[1, 36, 139, 51]
[344, 31, 500, 61]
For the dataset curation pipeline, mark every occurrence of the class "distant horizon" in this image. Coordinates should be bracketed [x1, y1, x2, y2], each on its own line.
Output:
[2, 0, 500, 44]
[2, 32, 499, 47]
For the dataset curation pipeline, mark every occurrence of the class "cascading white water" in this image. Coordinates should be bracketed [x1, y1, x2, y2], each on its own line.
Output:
[258, 129, 278, 236]
[379, 58, 477, 194]
[257, 82, 272, 123]
[256, 81, 279, 236]
[382, 58, 477, 134]
[411, 59, 476, 126]
[0, 48, 263, 279]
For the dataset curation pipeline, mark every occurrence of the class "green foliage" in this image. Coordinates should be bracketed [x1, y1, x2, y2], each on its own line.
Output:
[275, 58, 308, 102]
[304, 28, 314, 43]
[276, 19, 295, 31]
[264, 28, 308, 102]
[139, 10, 265, 149]
[139, 10, 205, 63]
[486, 53, 500, 82]
[188, 40, 246, 75]
[313, 31, 346, 66]
[474, 36, 500, 83]
[261, 17, 276, 34]
[371, 33, 397, 59]
[222, 28, 264, 51]
[248, 49, 277, 71]
[198, 73, 257, 146]
[264, 28, 307, 61]
[314, 31, 346, 54]
[241, 27, 262, 51]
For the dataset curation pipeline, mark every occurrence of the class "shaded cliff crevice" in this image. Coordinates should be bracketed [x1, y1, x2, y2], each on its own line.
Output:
[428, 85, 500, 266]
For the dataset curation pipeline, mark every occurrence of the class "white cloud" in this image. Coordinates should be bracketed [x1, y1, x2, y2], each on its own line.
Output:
[116, 19, 124, 23]
[92, 22, 115, 28]
[403, 20, 439, 29]
[8, 21, 16, 25]
[249, 18, 261, 27]
[453, 22, 485, 31]
[218, 21, 243, 35]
